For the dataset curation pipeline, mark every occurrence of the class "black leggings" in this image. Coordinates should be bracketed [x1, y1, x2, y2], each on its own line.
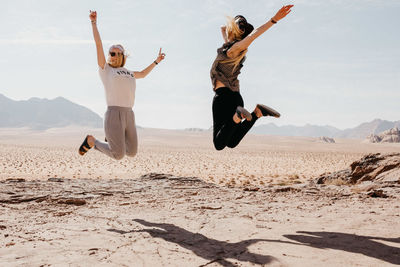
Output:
[212, 87, 258, 150]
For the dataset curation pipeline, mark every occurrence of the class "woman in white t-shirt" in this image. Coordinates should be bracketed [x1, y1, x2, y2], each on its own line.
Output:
[79, 10, 165, 160]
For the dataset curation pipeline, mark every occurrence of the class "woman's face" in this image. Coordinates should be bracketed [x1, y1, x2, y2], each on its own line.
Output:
[108, 48, 123, 67]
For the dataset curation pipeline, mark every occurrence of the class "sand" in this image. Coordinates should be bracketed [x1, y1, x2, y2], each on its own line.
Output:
[0, 127, 399, 266]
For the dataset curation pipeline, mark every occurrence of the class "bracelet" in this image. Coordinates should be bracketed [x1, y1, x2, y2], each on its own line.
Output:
[153, 60, 158, 65]
[91, 20, 96, 24]
[271, 18, 277, 24]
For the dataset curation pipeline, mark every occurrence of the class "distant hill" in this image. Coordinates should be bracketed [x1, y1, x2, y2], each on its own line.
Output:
[252, 119, 400, 139]
[335, 119, 400, 139]
[1, 93, 398, 137]
[0, 94, 102, 130]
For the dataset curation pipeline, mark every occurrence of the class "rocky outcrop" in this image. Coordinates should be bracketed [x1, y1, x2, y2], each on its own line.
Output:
[319, 136, 335, 143]
[315, 153, 400, 197]
[367, 127, 400, 143]
[316, 153, 400, 185]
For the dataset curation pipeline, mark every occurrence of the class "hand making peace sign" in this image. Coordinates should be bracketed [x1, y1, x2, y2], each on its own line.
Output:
[155, 48, 166, 64]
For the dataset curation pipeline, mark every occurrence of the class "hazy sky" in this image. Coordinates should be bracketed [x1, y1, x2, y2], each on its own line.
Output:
[1, 0, 399, 129]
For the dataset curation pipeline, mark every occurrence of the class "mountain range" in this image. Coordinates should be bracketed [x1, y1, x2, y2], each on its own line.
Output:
[251, 119, 400, 139]
[0, 94, 398, 138]
[0, 94, 102, 130]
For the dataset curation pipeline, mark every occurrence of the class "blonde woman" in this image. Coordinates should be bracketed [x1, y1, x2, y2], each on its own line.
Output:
[79, 10, 165, 160]
[210, 5, 293, 150]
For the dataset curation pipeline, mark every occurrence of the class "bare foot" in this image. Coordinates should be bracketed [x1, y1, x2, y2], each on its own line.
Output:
[87, 135, 96, 148]
[233, 113, 242, 124]
[254, 106, 263, 118]
[78, 135, 96, 156]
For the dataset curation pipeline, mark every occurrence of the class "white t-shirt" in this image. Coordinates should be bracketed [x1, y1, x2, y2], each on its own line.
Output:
[99, 63, 136, 108]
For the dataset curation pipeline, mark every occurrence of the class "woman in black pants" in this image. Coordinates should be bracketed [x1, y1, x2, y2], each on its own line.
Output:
[210, 5, 293, 150]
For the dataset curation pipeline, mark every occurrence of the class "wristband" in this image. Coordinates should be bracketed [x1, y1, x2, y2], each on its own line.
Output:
[271, 18, 277, 24]
[153, 60, 158, 65]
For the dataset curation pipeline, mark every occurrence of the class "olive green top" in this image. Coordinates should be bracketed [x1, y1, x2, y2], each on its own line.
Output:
[210, 41, 246, 92]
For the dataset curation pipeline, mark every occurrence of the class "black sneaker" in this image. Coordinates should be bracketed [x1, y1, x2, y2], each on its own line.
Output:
[236, 106, 252, 121]
[256, 104, 280, 118]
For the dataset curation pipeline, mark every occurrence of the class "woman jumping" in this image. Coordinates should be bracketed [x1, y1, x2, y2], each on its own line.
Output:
[210, 5, 293, 150]
[79, 10, 166, 160]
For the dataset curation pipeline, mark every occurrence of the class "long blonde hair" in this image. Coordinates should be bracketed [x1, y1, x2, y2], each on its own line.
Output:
[222, 16, 248, 71]
[108, 44, 127, 68]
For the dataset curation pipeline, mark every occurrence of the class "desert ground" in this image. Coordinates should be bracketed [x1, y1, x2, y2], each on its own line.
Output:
[0, 127, 399, 266]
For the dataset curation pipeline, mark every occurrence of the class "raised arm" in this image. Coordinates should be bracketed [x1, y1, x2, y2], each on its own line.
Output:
[89, 10, 106, 69]
[221, 25, 228, 43]
[134, 48, 166, 79]
[227, 5, 293, 58]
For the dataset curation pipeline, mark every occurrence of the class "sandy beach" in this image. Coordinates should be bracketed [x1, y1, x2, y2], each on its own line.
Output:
[1, 128, 399, 266]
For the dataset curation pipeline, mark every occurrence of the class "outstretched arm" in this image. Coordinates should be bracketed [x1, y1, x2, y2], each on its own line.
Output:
[89, 10, 106, 69]
[134, 48, 166, 79]
[227, 5, 293, 58]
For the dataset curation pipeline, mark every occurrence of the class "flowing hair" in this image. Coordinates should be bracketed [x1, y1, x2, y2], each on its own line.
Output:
[221, 16, 248, 72]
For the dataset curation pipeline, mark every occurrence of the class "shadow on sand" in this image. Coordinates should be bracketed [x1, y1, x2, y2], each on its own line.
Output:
[108, 219, 296, 266]
[108, 220, 400, 266]
[284, 231, 400, 265]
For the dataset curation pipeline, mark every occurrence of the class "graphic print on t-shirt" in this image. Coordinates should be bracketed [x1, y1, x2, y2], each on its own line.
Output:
[116, 70, 134, 78]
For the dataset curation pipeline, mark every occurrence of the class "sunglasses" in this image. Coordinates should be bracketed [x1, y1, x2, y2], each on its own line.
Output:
[109, 52, 122, 57]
